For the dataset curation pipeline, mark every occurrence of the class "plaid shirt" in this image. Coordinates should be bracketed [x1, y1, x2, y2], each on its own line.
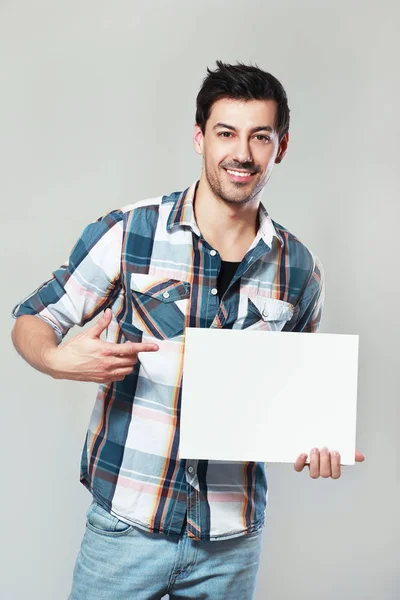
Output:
[12, 181, 324, 541]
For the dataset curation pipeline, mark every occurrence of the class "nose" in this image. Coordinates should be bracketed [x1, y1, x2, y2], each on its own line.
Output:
[233, 136, 253, 164]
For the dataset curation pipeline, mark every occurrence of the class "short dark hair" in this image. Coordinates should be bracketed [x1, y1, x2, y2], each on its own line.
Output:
[195, 61, 290, 140]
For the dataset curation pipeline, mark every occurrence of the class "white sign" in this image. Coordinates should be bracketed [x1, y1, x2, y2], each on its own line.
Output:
[180, 328, 359, 465]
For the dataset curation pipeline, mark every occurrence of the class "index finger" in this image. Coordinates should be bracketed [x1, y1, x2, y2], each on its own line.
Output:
[294, 453, 308, 472]
[105, 342, 159, 356]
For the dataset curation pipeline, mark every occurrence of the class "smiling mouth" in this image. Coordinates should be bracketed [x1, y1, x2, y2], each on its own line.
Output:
[223, 168, 256, 181]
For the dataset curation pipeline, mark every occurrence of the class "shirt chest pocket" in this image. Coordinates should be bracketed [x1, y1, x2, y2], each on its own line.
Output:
[240, 295, 295, 331]
[130, 274, 191, 340]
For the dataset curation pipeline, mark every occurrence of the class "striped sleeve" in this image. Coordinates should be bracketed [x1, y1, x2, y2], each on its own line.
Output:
[11, 210, 124, 341]
[292, 254, 325, 333]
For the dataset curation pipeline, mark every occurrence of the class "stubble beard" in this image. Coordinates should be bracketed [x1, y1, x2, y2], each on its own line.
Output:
[204, 160, 263, 207]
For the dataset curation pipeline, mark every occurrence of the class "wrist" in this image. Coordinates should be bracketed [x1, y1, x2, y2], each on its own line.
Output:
[41, 345, 65, 379]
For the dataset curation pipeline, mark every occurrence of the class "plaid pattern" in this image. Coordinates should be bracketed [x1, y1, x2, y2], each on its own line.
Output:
[12, 181, 324, 541]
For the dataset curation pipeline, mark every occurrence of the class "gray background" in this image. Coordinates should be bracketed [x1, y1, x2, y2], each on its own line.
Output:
[1, 1, 399, 599]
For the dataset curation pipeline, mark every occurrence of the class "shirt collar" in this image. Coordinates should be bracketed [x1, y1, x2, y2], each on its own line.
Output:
[166, 181, 284, 249]
[257, 202, 284, 248]
[167, 181, 201, 236]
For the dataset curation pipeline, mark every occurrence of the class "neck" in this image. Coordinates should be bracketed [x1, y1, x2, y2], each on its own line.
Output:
[194, 174, 262, 261]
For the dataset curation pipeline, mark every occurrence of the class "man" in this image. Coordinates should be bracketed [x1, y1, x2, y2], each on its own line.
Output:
[11, 61, 364, 599]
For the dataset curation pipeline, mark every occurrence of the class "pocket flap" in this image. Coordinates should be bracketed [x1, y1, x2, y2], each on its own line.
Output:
[248, 296, 294, 321]
[130, 274, 190, 303]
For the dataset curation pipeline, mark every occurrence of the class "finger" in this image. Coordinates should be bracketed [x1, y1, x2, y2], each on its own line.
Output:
[355, 449, 365, 462]
[319, 447, 332, 478]
[104, 341, 159, 356]
[294, 454, 308, 472]
[309, 448, 320, 479]
[88, 308, 113, 338]
[331, 451, 341, 479]
[109, 357, 138, 369]
[108, 366, 135, 381]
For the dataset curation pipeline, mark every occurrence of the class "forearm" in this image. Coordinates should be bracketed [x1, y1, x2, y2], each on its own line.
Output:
[11, 315, 60, 377]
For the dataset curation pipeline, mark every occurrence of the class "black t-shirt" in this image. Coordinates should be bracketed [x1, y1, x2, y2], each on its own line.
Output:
[217, 260, 241, 300]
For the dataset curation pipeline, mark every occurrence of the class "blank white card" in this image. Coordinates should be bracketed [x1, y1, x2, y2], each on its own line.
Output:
[180, 328, 359, 465]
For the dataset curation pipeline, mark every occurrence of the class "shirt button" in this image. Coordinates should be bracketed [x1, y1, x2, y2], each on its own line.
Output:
[211, 288, 218, 296]
[210, 249, 217, 256]
[187, 466, 194, 474]
[163, 291, 170, 299]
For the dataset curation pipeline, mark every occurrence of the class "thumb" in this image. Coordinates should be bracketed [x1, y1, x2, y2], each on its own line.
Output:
[88, 308, 113, 338]
[355, 449, 365, 462]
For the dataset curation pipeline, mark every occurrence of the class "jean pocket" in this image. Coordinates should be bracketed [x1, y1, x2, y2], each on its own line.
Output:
[130, 273, 191, 340]
[86, 502, 134, 537]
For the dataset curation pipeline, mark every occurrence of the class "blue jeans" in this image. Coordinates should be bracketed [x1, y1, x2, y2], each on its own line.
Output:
[69, 501, 263, 599]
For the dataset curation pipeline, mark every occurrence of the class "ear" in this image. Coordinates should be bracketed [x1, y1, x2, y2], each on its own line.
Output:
[193, 124, 204, 156]
[275, 132, 289, 164]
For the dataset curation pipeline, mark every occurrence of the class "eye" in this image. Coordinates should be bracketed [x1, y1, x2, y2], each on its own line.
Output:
[254, 134, 270, 142]
[218, 131, 233, 138]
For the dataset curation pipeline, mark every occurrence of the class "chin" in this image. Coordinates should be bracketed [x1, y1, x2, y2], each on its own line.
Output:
[206, 171, 259, 206]
[221, 182, 259, 204]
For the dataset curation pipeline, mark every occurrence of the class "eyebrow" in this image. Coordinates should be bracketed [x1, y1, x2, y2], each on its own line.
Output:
[213, 122, 274, 134]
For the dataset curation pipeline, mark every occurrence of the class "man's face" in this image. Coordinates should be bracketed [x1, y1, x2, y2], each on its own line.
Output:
[194, 98, 288, 205]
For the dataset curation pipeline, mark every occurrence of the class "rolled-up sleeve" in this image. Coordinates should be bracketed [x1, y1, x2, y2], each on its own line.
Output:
[12, 210, 124, 341]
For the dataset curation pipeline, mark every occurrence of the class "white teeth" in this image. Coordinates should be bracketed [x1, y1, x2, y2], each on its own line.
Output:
[226, 169, 252, 178]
